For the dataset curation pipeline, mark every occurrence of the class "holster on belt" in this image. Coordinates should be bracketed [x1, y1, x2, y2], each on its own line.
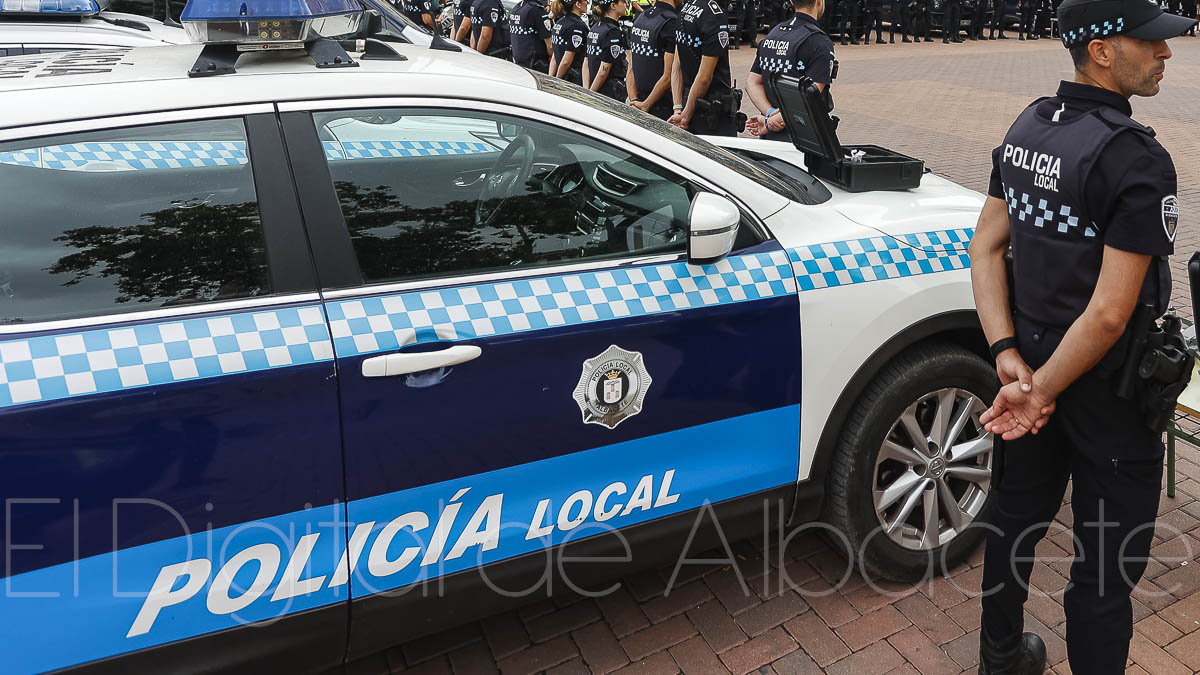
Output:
[1114, 306, 1192, 432]
[695, 88, 748, 132]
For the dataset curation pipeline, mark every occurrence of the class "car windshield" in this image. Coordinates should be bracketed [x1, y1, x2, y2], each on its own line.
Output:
[533, 72, 828, 206]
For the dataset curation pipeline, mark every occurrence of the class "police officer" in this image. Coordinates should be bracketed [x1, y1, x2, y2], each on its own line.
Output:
[890, 0, 913, 41]
[399, 0, 437, 29]
[745, 0, 834, 140]
[968, 0, 988, 38]
[454, 0, 475, 42]
[969, 0, 1196, 671]
[913, 0, 935, 39]
[942, 0, 962, 40]
[629, 0, 680, 119]
[838, 0, 859, 42]
[585, 0, 632, 100]
[550, 0, 589, 82]
[470, 0, 512, 57]
[670, 0, 738, 135]
[1017, 0, 1036, 37]
[863, 0, 887, 42]
[512, 0, 554, 70]
[988, 0, 1009, 37]
[1184, 0, 1197, 34]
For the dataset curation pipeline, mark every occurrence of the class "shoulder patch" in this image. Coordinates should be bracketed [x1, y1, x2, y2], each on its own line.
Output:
[544, 16, 553, 29]
[717, 29, 729, 47]
[572, 32, 584, 47]
[708, 0, 722, 12]
[611, 43, 623, 58]
[1163, 195, 1180, 242]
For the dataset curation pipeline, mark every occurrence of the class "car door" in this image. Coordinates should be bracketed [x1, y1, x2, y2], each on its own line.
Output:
[0, 110, 348, 673]
[280, 101, 803, 657]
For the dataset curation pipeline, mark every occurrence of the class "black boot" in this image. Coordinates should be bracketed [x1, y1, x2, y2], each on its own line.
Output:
[998, 31, 1008, 38]
[902, 35, 912, 41]
[978, 631, 1046, 675]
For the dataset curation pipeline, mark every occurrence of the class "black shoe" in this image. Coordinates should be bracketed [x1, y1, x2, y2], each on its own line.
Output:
[978, 631, 1046, 675]
[998, 32, 1008, 38]
[1018, 34, 1025, 39]
[924, 36, 933, 41]
[877, 37, 886, 43]
[943, 37, 950, 42]
[850, 39, 860, 44]
[953, 37, 964, 42]
[841, 39, 849, 45]
[902, 36, 912, 42]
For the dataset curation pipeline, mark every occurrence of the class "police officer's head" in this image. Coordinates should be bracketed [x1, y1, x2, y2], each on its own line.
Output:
[792, 0, 825, 19]
[1058, 0, 1197, 97]
[591, 0, 627, 19]
[551, 0, 586, 16]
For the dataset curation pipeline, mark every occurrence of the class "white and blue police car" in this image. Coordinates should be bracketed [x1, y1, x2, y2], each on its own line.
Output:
[0, 1, 990, 671]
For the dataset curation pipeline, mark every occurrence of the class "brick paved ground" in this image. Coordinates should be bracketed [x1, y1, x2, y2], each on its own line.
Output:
[362, 37, 1200, 675]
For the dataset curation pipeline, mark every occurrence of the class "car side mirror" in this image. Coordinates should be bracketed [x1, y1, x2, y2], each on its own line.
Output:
[687, 192, 739, 265]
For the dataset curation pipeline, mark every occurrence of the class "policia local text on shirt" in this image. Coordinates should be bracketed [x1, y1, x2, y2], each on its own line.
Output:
[968, 0, 1197, 672]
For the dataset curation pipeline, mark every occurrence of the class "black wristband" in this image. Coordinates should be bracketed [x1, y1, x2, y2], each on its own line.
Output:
[989, 337, 1018, 360]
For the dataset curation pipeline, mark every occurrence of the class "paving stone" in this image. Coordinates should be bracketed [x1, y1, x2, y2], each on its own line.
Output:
[705, 566, 762, 616]
[767, 648, 822, 675]
[1127, 631, 1192, 675]
[803, 583, 861, 628]
[402, 623, 483, 665]
[687, 599, 748, 654]
[782, 611, 851, 668]
[573, 621, 629, 674]
[944, 594, 982, 633]
[611, 651, 680, 675]
[734, 591, 809, 637]
[596, 587, 651, 639]
[823, 640, 905, 675]
[718, 627, 798, 675]
[495, 635, 578, 675]
[641, 581, 714, 624]
[544, 657, 590, 675]
[941, 629, 980, 670]
[482, 612, 531, 661]
[447, 641, 499, 675]
[886, 625, 960, 675]
[668, 636, 727, 675]
[1134, 613, 1184, 646]
[894, 592, 966, 645]
[619, 615, 697, 662]
[1160, 592, 1200, 634]
[1164, 628, 1200, 671]
[833, 605, 912, 651]
[525, 600, 601, 643]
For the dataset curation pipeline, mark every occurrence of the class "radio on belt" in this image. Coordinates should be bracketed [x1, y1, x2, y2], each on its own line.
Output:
[766, 74, 925, 192]
[181, 0, 365, 76]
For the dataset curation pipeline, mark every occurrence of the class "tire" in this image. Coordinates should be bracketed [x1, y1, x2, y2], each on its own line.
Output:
[826, 341, 1000, 583]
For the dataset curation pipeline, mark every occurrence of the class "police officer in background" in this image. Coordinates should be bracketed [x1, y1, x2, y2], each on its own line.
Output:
[670, 0, 739, 135]
[914, 0, 935, 40]
[988, 0, 1009, 37]
[399, 0, 436, 29]
[585, 0, 632, 100]
[863, 0, 888, 42]
[838, 0, 860, 42]
[969, 0, 1196, 670]
[629, 0, 680, 119]
[512, 0, 554, 70]
[469, 0, 512, 56]
[454, 0, 475, 42]
[550, 0, 589, 82]
[745, 0, 833, 139]
[942, 0, 962, 41]
[890, 0, 913, 41]
[968, 0, 988, 38]
[1017, 0, 1037, 38]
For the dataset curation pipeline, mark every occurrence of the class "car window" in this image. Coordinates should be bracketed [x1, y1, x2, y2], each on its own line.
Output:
[0, 118, 271, 325]
[532, 72, 830, 205]
[313, 108, 693, 285]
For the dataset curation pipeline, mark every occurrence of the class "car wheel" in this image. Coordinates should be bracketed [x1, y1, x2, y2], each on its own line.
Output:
[827, 342, 999, 583]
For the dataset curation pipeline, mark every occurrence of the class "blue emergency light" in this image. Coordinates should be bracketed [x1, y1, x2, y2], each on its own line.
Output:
[180, 0, 363, 45]
[0, 0, 101, 15]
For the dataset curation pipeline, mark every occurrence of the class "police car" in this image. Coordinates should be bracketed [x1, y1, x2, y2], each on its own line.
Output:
[0, 1, 990, 671]
[0, 0, 435, 54]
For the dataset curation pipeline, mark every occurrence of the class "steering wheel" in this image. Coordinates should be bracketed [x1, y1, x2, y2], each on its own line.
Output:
[475, 134, 536, 227]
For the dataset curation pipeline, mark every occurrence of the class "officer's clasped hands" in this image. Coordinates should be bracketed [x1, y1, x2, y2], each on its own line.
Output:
[979, 347, 1056, 439]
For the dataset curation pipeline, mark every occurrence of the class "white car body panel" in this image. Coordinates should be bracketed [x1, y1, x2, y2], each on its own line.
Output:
[0, 11, 185, 50]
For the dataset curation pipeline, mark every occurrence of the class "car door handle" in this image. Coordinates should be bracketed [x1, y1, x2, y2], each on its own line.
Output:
[361, 345, 482, 378]
[453, 171, 487, 187]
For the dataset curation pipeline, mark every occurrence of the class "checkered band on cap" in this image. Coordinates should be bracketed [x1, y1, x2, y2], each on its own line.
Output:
[1060, 17, 1124, 46]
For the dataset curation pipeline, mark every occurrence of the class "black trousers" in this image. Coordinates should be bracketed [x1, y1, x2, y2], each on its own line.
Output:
[989, 0, 1006, 34]
[942, 0, 961, 38]
[980, 317, 1163, 674]
[890, 0, 912, 38]
[969, 0, 988, 35]
[839, 0, 860, 41]
[914, 3, 933, 37]
[865, 4, 886, 39]
[1019, 3, 1036, 36]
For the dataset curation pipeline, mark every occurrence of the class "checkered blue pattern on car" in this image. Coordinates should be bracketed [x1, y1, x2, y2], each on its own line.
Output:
[321, 140, 495, 161]
[1061, 17, 1123, 46]
[1005, 188, 1095, 237]
[0, 141, 248, 171]
[326, 250, 798, 357]
[0, 306, 333, 408]
[0, 140, 495, 171]
[0, 230, 974, 407]
[788, 228, 974, 291]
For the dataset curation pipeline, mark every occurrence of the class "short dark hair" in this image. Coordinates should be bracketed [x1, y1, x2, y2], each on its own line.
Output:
[792, 0, 816, 9]
[1069, 43, 1090, 68]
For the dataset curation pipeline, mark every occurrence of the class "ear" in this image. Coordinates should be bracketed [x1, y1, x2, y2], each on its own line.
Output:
[1087, 38, 1115, 68]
